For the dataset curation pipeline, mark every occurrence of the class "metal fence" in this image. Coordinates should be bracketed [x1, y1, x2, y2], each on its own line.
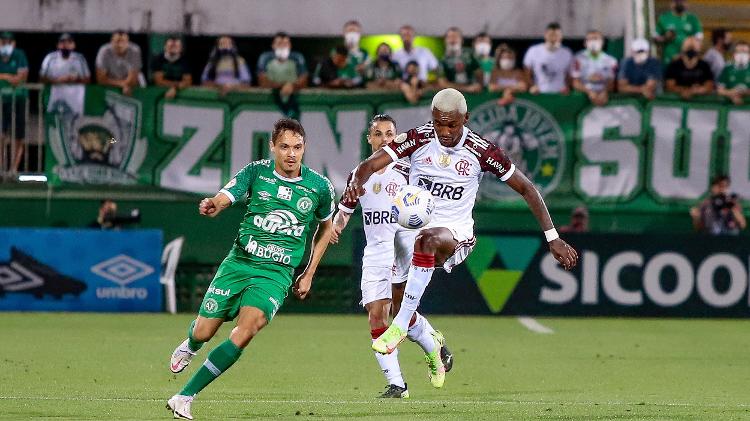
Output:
[0, 84, 44, 181]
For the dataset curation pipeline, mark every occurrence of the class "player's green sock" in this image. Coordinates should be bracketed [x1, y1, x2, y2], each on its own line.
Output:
[180, 339, 242, 396]
[187, 320, 204, 352]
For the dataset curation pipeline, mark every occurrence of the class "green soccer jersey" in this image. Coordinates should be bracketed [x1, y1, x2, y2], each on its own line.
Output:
[220, 159, 335, 270]
[439, 48, 479, 84]
[719, 64, 750, 90]
[655, 11, 703, 63]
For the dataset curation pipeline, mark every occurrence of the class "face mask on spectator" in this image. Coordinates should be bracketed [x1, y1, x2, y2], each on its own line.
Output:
[474, 43, 491, 57]
[60, 48, 72, 59]
[0, 44, 13, 56]
[735, 52, 750, 67]
[344, 32, 360, 47]
[674, 4, 686, 13]
[378, 52, 390, 61]
[275, 47, 290, 60]
[685, 49, 699, 59]
[446, 43, 462, 55]
[634, 51, 649, 64]
[499, 58, 515, 70]
[218, 47, 234, 56]
[586, 39, 603, 53]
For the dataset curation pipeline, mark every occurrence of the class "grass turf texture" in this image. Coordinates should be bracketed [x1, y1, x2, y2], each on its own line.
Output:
[1, 313, 749, 420]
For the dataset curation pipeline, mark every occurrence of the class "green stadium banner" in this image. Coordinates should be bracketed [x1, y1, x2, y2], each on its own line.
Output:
[423, 232, 750, 317]
[44, 87, 750, 210]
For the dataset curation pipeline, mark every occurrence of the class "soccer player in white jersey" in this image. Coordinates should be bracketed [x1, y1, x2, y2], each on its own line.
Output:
[331, 114, 453, 395]
[344, 89, 579, 377]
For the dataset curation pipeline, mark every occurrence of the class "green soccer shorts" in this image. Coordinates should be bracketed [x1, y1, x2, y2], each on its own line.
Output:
[198, 248, 293, 323]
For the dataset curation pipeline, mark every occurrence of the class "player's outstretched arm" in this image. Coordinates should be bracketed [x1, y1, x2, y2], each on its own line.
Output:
[330, 211, 351, 244]
[198, 192, 232, 218]
[506, 170, 579, 270]
[344, 149, 393, 203]
[293, 218, 334, 300]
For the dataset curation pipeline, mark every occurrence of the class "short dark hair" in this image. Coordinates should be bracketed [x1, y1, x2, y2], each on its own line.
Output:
[113, 29, 128, 37]
[166, 34, 182, 42]
[344, 20, 361, 28]
[546, 22, 561, 31]
[272, 118, 305, 143]
[712, 174, 730, 186]
[369, 114, 397, 131]
[735, 40, 750, 50]
[711, 28, 728, 45]
[475, 32, 489, 39]
[274, 31, 290, 40]
[445, 27, 462, 37]
[333, 45, 348, 56]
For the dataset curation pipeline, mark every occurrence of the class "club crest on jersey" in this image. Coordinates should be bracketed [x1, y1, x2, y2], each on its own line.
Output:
[394, 133, 408, 143]
[455, 159, 471, 176]
[438, 153, 451, 168]
[296, 196, 313, 213]
[469, 99, 565, 200]
[385, 181, 398, 196]
[373, 182, 382, 194]
[277, 186, 293, 201]
[257, 191, 272, 201]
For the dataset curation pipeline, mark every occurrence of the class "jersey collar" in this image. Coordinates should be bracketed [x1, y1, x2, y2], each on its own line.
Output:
[273, 169, 302, 183]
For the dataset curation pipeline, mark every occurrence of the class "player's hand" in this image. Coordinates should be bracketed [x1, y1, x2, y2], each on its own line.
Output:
[293, 272, 313, 300]
[343, 178, 365, 204]
[330, 225, 343, 244]
[199, 198, 218, 217]
[549, 238, 578, 271]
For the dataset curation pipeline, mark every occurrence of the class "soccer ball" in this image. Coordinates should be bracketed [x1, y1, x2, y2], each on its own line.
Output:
[391, 185, 435, 229]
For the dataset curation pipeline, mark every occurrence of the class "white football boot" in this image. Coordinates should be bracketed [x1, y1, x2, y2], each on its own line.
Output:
[166, 394, 194, 420]
[170, 339, 196, 374]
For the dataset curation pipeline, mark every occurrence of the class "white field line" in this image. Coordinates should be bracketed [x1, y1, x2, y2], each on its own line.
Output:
[517, 316, 554, 334]
[0, 396, 747, 409]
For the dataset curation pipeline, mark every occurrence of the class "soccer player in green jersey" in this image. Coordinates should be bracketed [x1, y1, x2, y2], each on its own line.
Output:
[166, 118, 335, 420]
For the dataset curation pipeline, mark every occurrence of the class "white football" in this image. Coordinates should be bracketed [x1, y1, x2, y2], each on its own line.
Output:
[391, 185, 435, 229]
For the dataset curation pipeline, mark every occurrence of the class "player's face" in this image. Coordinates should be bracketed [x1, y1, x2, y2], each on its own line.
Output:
[432, 109, 468, 147]
[271, 130, 305, 174]
[367, 121, 396, 152]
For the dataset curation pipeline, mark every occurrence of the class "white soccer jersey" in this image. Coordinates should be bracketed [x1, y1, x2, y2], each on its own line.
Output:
[339, 161, 412, 268]
[382, 122, 516, 236]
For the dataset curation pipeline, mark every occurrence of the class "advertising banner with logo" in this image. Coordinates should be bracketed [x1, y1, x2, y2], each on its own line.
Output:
[420, 233, 750, 317]
[0, 228, 162, 312]
[44, 87, 749, 211]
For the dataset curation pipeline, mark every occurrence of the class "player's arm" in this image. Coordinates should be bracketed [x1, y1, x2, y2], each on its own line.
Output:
[344, 148, 393, 203]
[505, 170, 578, 270]
[294, 218, 334, 300]
[198, 192, 232, 218]
[330, 210, 351, 244]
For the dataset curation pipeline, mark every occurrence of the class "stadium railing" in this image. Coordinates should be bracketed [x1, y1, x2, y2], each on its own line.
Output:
[0, 84, 44, 181]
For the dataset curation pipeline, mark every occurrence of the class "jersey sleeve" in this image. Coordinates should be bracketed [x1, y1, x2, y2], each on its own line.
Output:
[382, 126, 432, 162]
[220, 163, 259, 204]
[466, 134, 516, 181]
[338, 170, 359, 213]
[316, 177, 336, 221]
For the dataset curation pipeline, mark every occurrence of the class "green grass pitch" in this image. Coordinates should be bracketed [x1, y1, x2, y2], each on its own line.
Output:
[2, 313, 750, 420]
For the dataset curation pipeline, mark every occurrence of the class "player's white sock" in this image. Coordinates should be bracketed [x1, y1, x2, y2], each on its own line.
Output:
[392, 253, 435, 331]
[407, 313, 437, 354]
[372, 328, 405, 387]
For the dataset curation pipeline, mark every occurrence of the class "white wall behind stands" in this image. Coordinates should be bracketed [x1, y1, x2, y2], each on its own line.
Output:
[0, 0, 627, 37]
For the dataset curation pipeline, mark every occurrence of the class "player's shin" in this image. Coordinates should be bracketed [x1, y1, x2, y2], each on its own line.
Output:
[372, 327, 405, 388]
[187, 319, 205, 352]
[392, 253, 435, 331]
[179, 339, 242, 396]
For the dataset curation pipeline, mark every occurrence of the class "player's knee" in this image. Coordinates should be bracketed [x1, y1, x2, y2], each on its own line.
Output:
[192, 321, 217, 342]
[415, 229, 442, 252]
[230, 324, 262, 348]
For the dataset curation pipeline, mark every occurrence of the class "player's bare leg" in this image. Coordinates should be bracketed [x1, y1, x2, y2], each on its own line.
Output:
[168, 307, 267, 419]
[392, 282, 454, 373]
[366, 298, 409, 398]
[170, 317, 222, 374]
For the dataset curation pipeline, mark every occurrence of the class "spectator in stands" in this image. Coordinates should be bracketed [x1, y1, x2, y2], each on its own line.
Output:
[0, 31, 28, 174]
[559, 206, 589, 233]
[313, 45, 357, 88]
[473, 32, 494, 88]
[654, 0, 703, 63]
[437, 27, 481, 93]
[703, 28, 732, 82]
[690, 175, 746, 236]
[665, 36, 714, 99]
[571, 30, 618, 106]
[95, 30, 141, 96]
[89, 199, 141, 230]
[257, 32, 308, 118]
[341, 20, 368, 85]
[717, 41, 750, 105]
[488, 44, 527, 106]
[523, 22, 573, 94]
[618, 38, 661, 100]
[400, 60, 425, 104]
[151, 35, 192, 99]
[201, 36, 251, 95]
[392, 25, 438, 82]
[365, 42, 401, 90]
[40, 33, 90, 117]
